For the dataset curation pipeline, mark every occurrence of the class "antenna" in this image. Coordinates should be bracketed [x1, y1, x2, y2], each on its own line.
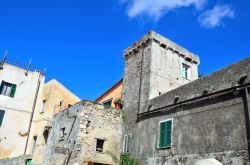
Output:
[43, 67, 46, 75]
[25, 59, 32, 76]
[0, 50, 8, 69]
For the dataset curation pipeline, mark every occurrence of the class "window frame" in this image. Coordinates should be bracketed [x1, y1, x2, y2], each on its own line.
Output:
[0, 81, 17, 98]
[59, 100, 64, 111]
[123, 134, 132, 154]
[40, 99, 46, 113]
[32, 136, 37, 153]
[103, 99, 113, 108]
[181, 63, 190, 80]
[158, 118, 173, 149]
[96, 138, 105, 153]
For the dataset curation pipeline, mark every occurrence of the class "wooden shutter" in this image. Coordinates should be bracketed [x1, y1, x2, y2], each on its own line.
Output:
[0, 81, 4, 94]
[159, 122, 166, 148]
[0, 110, 5, 126]
[159, 120, 172, 148]
[165, 120, 172, 147]
[9, 84, 17, 97]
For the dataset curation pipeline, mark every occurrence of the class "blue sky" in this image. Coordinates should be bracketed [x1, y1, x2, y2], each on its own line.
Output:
[0, 0, 249, 100]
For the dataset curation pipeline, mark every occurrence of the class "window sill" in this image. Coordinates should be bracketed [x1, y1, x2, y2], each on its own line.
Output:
[182, 77, 191, 81]
[96, 150, 104, 154]
[0, 94, 14, 98]
[157, 146, 172, 150]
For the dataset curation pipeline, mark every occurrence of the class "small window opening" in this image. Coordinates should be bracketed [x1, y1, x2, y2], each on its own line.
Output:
[96, 139, 105, 152]
[103, 100, 112, 107]
[41, 100, 46, 113]
[43, 130, 49, 144]
[32, 136, 37, 153]
[60, 127, 66, 138]
[59, 100, 64, 111]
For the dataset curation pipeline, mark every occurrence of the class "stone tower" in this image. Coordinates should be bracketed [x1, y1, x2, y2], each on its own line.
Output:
[122, 31, 200, 114]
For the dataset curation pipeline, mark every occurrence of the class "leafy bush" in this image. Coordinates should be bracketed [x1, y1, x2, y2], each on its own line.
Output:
[120, 154, 139, 165]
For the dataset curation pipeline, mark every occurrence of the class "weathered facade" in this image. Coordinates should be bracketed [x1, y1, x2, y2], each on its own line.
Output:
[122, 31, 250, 164]
[122, 31, 199, 115]
[26, 79, 80, 164]
[0, 60, 45, 159]
[44, 101, 123, 165]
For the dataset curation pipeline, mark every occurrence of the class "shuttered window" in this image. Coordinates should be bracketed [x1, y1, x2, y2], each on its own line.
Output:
[0, 81, 17, 98]
[0, 110, 5, 126]
[159, 119, 172, 148]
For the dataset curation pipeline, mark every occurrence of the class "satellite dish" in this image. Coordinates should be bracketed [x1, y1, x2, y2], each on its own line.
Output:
[194, 159, 222, 165]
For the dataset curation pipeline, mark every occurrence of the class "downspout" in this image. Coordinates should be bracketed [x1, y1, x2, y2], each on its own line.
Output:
[244, 86, 250, 163]
[24, 72, 42, 155]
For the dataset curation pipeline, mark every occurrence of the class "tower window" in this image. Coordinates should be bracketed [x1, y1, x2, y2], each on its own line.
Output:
[182, 63, 190, 80]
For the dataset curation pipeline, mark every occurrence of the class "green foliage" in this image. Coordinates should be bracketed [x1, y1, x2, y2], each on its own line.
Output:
[120, 154, 139, 165]
[114, 98, 122, 104]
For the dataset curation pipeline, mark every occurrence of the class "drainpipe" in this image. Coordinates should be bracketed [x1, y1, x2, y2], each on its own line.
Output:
[244, 86, 250, 164]
[24, 72, 41, 155]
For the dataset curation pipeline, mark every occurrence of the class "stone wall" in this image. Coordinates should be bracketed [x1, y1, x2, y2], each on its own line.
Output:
[44, 101, 123, 165]
[123, 57, 250, 165]
[0, 155, 32, 165]
[122, 31, 199, 115]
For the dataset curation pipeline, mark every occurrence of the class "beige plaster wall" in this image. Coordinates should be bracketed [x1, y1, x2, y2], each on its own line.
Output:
[0, 63, 45, 159]
[26, 79, 80, 164]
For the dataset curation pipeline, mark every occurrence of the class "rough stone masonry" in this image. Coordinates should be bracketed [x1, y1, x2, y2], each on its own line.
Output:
[44, 101, 123, 165]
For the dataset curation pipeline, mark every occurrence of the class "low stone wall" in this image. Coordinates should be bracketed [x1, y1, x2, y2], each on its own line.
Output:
[0, 155, 32, 165]
[147, 150, 249, 165]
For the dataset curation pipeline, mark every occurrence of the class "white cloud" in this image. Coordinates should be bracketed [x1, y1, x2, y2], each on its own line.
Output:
[122, 0, 206, 21]
[198, 5, 235, 28]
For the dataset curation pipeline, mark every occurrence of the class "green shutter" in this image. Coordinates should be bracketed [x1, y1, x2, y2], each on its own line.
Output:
[0, 81, 4, 94]
[26, 159, 32, 165]
[9, 84, 17, 97]
[159, 122, 165, 148]
[165, 120, 172, 147]
[159, 120, 172, 148]
[0, 110, 5, 126]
